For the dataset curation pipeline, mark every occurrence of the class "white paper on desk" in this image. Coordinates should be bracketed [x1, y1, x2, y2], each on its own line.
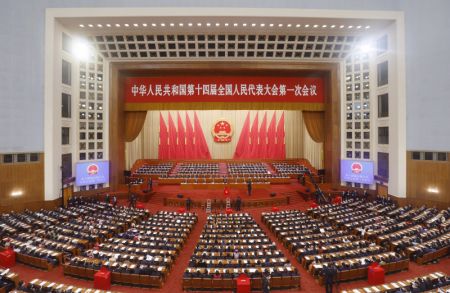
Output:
[363, 287, 372, 293]
[382, 285, 390, 290]
[373, 287, 380, 292]
[391, 283, 399, 288]
[436, 272, 444, 277]
[320, 228, 325, 233]
[399, 282, 406, 286]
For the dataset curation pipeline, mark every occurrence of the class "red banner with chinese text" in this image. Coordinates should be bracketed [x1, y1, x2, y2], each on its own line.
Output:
[125, 76, 324, 103]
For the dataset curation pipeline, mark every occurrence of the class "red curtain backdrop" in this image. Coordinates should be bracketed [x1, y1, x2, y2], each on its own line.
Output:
[303, 111, 325, 143]
[259, 112, 268, 158]
[167, 113, 177, 159]
[124, 111, 147, 142]
[233, 112, 251, 159]
[250, 113, 259, 158]
[177, 112, 186, 159]
[194, 112, 212, 159]
[276, 112, 286, 159]
[158, 112, 169, 160]
[267, 112, 277, 159]
[185, 113, 195, 159]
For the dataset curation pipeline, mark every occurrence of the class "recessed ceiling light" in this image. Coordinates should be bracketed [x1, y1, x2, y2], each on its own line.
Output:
[242, 23, 247, 27]
[115, 24, 121, 27]
[357, 25, 362, 29]
[251, 23, 256, 27]
[151, 23, 157, 27]
[322, 24, 327, 28]
[161, 23, 166, 27]
[133, 23, 138, 27]
[206, 23, 211, 27]
[88, 24, 93, 27]
[179, 23, 184, 27]
[313, 24, 319, 28]
[278, 24, 283, 27]
[188, 23, 193, 27]
[330, 25, 336, 28]
[295, 24, 301, 28]
[197, 23, 202, 27]
[348, 25, 353, 28]
[304, 24, 310, 28]
[124, 23, 129, 27]
[365, 25, 371, 29]
[260, 23, 265, 27]
[287, 24, 292, 27]
[269, 23, 274, 27]
[97, 24, 103, 27]
[170, 23, 175, 27]
[215, 23, 220, 27]
[79, 24, 85, 28]
[106, 24, 111, 27]
[340, 25, 345, 28]
[224, 23, 229, 26]
[233, 23, 238, 27]
[142, 23, 147, 27]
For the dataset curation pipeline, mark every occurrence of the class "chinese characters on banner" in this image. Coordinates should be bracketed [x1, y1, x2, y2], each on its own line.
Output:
[124, 76, 324, 103]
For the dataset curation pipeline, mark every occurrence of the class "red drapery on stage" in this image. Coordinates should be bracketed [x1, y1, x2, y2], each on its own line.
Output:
[185, 113, 195, 159]
[267, 112, 277, 159]
[233, 112, 251, 159]
[167, 113, 177, 159]
[258, 112, 268, 158]
[158, 112, 169, 160]
[194, 112, 212, 159]
[249, 113, 259, 158]
[177, 112, 186, 159]
[276, 112, 286, 159]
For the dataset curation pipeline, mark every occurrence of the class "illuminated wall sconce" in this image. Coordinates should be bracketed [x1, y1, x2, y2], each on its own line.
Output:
[10, 190, 23, 197]
[426, 187, 439, 194]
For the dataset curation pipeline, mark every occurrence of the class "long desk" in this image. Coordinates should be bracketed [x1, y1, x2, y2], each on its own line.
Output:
[159, 177, 290, 185]
[180, 182, 269, 190]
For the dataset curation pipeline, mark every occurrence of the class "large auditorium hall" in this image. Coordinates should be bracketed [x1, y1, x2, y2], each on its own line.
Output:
[1, 1, 449, 293]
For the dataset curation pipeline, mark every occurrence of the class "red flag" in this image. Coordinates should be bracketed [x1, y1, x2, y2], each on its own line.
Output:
[167, 112, 177, 159]
[250, 112, 259, 158]
[267, 112, 277, 159]
[194, 112, 211, 159]
[276, 112, 286, 159]
[158, 112, 169, 160]
[177, 112, 186, 159]
[185, 112, 195, 159]
[233, 112, 251, 159]
[259, 112, 268, 158]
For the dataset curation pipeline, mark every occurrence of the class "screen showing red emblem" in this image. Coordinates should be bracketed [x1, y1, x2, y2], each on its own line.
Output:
[212, 119, 233, 143]
[87, 164, 99, 175]
[351, 162, 363, 174]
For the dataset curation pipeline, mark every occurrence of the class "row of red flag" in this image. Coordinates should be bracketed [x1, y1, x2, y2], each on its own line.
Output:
[158, 112, 211, 159]
[233, 112, 285, 159]
[158, 111, 285, 160]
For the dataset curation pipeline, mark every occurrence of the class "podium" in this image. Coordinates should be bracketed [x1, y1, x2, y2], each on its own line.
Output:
[226, 208, 233, 214]
[136, 202, 145, 209]
[0, 248, 15, 268]
[177, 207, 186, 213]
[94, 266, 111, 290]
[236, 274, 250, 293]
[271, 206, 280, 212]
[368, 263, 385, 285]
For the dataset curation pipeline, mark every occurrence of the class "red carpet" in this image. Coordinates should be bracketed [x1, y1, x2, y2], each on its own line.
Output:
[9, 181, 450, 292]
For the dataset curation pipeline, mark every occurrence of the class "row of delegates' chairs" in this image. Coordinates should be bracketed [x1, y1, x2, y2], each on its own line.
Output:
[0, 200, 148, 270]
[133, 163, 173, 176]
[183, 213, 300, 291]
[426, 208, 450, 229]
[227, 163, 269, 176]
[342, 271, 450, 293]
[64, 211, 198, 288]
[272, 162, 306, 176]
[12, 278, 118, 293]
[173, 163, 220, 177]
[0, 268, 19, 292]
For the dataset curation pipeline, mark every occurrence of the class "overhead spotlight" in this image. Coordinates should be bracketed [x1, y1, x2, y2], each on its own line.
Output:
[161, 23, 166, 27]
[197, 23, 202, 27]
[269, 23, 274, 27]
[10, 190, 23, 197]
[151, 23, 157, 27]
[330, 25, 336, 28]
[287, 24, 292, 27]
[206, 23, 211, 27]
[133, 23, 139, 27]
[242, 23, 247, 27]
[233, 23, 238, 27]
[365, 25, 371, 29]
[260, 23, 266, 27]
[322, 24, 327, 28]
[356, 43, 374, 54]
[339, 25, 345, 28]
[427, 187, 439, 194]
[115, 24, 121, 27]
[215, 23, 220, 27]
[357, 25, 362, 29]
[278, 24, 283, 27]
[72, 38, 92, 62]
[313, 24, 319, 28]
[188, 23, 193, 27]
[97, 24, 103, 27]
[124, 23, 129, 27]
[79, 24, 85, 28]
[170, 23, 175, 27]
[142, 23, 147, 27]
[88, 24, 93, 27]
[179, 23, 184, 27]
[295, 24, 301, 28]
[348, 25, 353, 28]
[251, 23, 256, 27]
[304, 24, 310, 28]
[224, 23, 229, 26]
[106, 24, 111, 27]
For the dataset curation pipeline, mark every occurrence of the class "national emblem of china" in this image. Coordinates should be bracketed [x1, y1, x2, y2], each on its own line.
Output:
[212, 119, 233, 143]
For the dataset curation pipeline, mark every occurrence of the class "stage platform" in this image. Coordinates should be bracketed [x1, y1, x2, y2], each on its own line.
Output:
[180, 182, 269, 190]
